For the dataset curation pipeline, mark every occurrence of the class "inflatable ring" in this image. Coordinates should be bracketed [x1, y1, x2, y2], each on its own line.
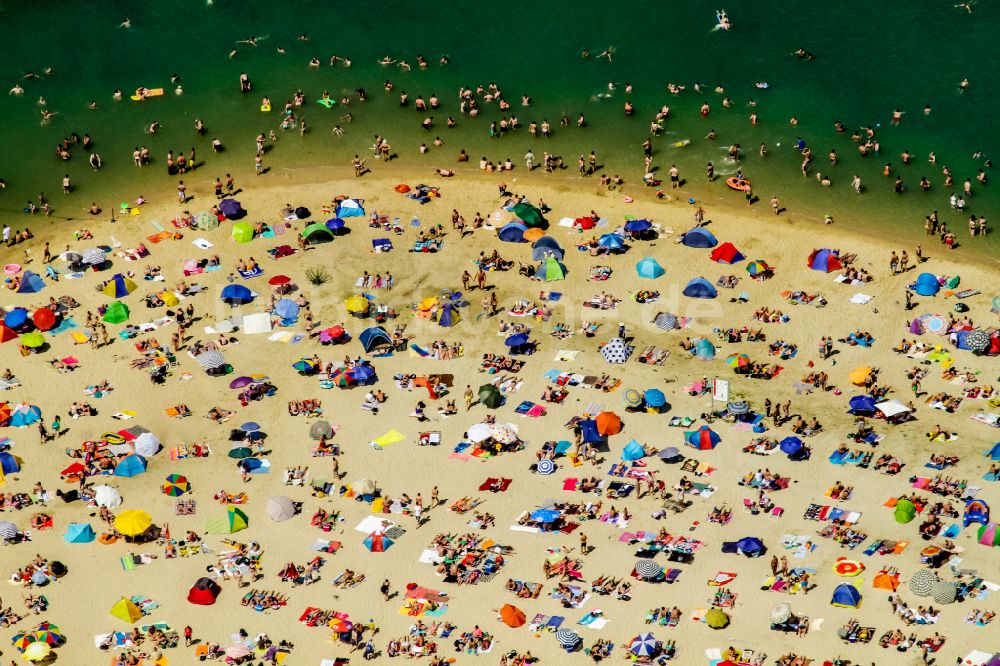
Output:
[834, 557, 863, 576]
[4, 264, 21, 275]
[623, 196, 634, 203]
[98, 533, 118, 545]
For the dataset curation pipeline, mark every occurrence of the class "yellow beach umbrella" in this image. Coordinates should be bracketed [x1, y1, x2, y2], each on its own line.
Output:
[848, 366, 872, 387]
[158, 291, 179, 306]
[344, 295, 369, 313]
[24, 642, 51, 661]
[114, 509, 152, 536]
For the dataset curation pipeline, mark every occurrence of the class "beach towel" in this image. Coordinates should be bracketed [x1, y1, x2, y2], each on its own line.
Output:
[192, 238, 213, 249]
[849, 293, 873, 305]
[239, 267, 264, 279]
[49, 317, 78, 335]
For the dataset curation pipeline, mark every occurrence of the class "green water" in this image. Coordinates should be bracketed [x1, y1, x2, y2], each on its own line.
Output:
[0, 0, 998, 261]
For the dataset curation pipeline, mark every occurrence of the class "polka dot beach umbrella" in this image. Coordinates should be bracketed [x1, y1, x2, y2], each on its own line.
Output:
[908, 568, 938, 597]
[634, 559, 663, 580]
[162, 474, 190, 497]
[966, 329, 991, 354]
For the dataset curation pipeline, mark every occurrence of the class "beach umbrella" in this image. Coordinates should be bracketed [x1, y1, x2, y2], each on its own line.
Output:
[530, 508, 560, 523]
[266, 496, 297, 522]
[20, 332, 45, 348]
[746, 260, 770, 277]
[505, 333, 530, 348]
[292, 358, 317, 373]
[196, 351, 226, 370]
[193, 211, 218, 230]
[206, 506, 248, 533]
[274, 298, 300, 320]
[0, 403, 11, 426]
[344, 295, 370, 314]
[220, 284, 254, 305]
[600, 337, 631, 364]
[536, 458, 555, 475]
[500, 604, 527, 628]
[710, 242, 745, 264]
[32, 308, 56, 332]
[102, 273, 138, 298]
[326, 218, 346, 233]
[363, 531, 394, 552]
[115, 509, 152, 536]
[683, 277, 718, 299]
[329, 367, 356, 388]
[623, 389, 643, 408]
[658, 446, 681, 461]
[848, 395, 876, 414]
[694, 338, 716, 360]
[188, 577, 222, 605]
[478, 384, 503, 409]
[596, 411, 623, 435]
[967, 329, 991, 354]
[328, 618, 353, 634]
[231, 221, 253, 244]
[219, 199, 242, 217]
[598, 233, 626, 251]
[81, 248, 106, 265]
[103, 300, 130, 324]
[227, 446, 253, 459]
[23, 642, 50, 661]
[807, 248, 842, 273]
[225, 645, 252, 659]
[60, 250, 83, 264]
[636, 257, 665, 279]
[0, 521, 19, 540]
[490, 423, 519, 444]
[162, 474, 190, 496]
[555, 629, 579, 647]
[634, 560, 663, 580]
[134, 432, 161, 457]
[466, 423, 492, 443]
[11, 632, 36, 652]
[319, 325, 347, 343]
[779, 436, 803, 454]
[931, 581, 958, 604]
[309, 420, 334, 440]
[534, 256, 566, 282]
[770, 602, 792, 624]
[352, 478, 375, 495]
[705, 609, 730, 629]
[848, 366, 872, 386]
[681, 227, 718, 248]
[110, 597, 143, 624]
[629, 633, 658, 657]
[624, 219, 651, 233]
[736, 536, 764, 556]
[4, 308, 29, 329]
[522, 227, 545, 242]
[727, 400, 750, 415]
[654, 313, 678, 330]
[644, 388, 666, 407]
[726, 352, 750, 368]
[229, 376, 253, 389]
[93, 485, 122, 508]
[512, 202, 544, 227]
[268, 275, 291, 286]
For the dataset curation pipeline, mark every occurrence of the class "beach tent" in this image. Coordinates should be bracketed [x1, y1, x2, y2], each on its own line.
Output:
[600, 337, 632, 364]
[4, 308, 29, 330]
[114, 509, 152, 537]
[437, 302, 461, 327]
[16, 271, 45, 294]
[961, 652, 1000, 666]
[220, 284, 254, 305]
[894, 497, 917, 524]
[499, 604, 527, 628]
[736, 536, 765, 557]
[681, 227, 718, 248]
[219, 198, 243, 218]
[110, 598, 143, 624]
[335, 199, 365, 218]
[710, 242, 745, 264]
[989, 442, 1000, 461]
[498, 222, 528, 243]
[534, 256, 566, 281]
[596, 411, 623, 435]
[0, 325, 16, 343]
[187, 577, 221, 605]
[266, 496, 297, 522]
[63, 523, 96, 543]
[512, 202, 544, 227]
[683, 277, 718, 299]
[478, 384, 503, 409]
[694, 338, 716, 360]
[914, 273, 941, 296]
[301, 223, 334, 243]
[0, 451, 20, 474]
[978, 522, 1000, 547]
[364, 531, 394, 552]
[10, 403, 42, 427]
[807, 248, 842, 273]
[622, 439, 645, 461]
[102, 274, 138, 298]
[872, 569, 900, 591]
[831, 583, 862, 608]
[231, 221, 253, 244]
[531, 236, 564, 260]
[597, 233, 627, 252]
[635, 257, 665, 279]
[359, 326, 392, 353]
[114, 454, 147, 478]
[206, 506, 249, 534]
[103, 301, 130, 324]
[686, 425, 721, 450]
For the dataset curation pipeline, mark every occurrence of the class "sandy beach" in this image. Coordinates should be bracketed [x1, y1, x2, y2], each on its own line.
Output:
[0, 163, 997, 666]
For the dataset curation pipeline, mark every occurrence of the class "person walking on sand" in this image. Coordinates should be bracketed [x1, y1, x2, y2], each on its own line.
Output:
[580, 532, 589, 555]
[380, 578, 391, 601]
[770, 555, 779, 576]
[770, 196, 780, 215]
[464, 385, 474, 411]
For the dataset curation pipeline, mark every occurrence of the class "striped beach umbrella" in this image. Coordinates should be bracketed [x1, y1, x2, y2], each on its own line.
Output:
[654, 313, 678, 330]
[726, 352, 750, 368]
[11, 632, 37, 651]
[196, 351, 226, 370]
[634, 559, 663, 579]
[0, 520, 20, 540]
[623, 389, 643, 408]
[908, 568, 937, 596]
[536, 458, 555, 475]
[555, 629, 579, 647]
[931, 581, 957, 604]
[727, 401, 750, 415]
[81, 248, 107, 265]
[629, 633, 657, 657]
[162, 474, 190, 497]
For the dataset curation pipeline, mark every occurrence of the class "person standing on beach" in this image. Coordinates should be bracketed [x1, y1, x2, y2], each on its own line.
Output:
[380, 578, 391, 601]
[255, 155, 263, 176]
[62, 174, 71, 194]
[524, 150, 534, 171]
[770, 196, 780, 215]
[669, 165, 679, 188]
[177, 181, 187, 203]
[464, 385, 473, 411]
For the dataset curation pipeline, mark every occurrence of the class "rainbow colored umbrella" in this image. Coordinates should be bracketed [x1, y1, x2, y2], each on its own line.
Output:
[11, 633, 37, 652]
[33, 622, 64, 645]
[726, 353, 750, 368]
[746, 260, 770, 277]
[330, 368, 355, 388]
[162, 474, 190, 497]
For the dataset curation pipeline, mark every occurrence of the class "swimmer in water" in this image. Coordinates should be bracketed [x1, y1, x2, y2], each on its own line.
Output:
[716, 10, 731, 30]
[277, 46, 285, 55]
[22, 71, 38, 80]
[9, 85, 24, 96]
[113, 89, 122, 101]
[299, 34, 310, 42]
[239, 36, 259, 46]
[229, 49, 237, 59]
[119, 18, 131, 28]
[581, 49, 590, 58]
[954, 2, 973, 12]
[958, 78, 969, 92]
[175, 86, 183, 95]
[597, 47, 614, 61]
[37, 96, 46, 106]
[379, 56, 396, 66]
[309, 57, 321, 68]
[40, 108, 55, 124]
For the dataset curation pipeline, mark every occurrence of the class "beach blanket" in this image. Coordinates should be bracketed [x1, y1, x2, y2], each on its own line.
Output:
[239, 267, 264, 279]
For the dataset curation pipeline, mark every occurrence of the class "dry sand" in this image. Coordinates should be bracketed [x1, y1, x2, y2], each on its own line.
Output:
[1, 167, 997, 665]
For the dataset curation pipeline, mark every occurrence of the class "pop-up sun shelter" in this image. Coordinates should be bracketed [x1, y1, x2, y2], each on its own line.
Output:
[359, 326, 392, 353]
[187, 577, 221, 605]
[831, 583, 862, 608]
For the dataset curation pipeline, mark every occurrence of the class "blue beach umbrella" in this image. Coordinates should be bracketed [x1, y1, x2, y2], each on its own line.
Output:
[624, 219, 651, 233]
[220, 284, 254, 305]
[643, 388, 666, 407]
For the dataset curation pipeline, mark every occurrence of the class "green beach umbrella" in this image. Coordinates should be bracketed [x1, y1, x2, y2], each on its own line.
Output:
[512, 202, 544, 227]
[20, 332, 45, 348]
[231, 221, 253, 244]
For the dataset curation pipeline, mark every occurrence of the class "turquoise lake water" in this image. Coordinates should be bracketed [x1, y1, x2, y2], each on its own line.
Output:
[0, 0, 997, 260]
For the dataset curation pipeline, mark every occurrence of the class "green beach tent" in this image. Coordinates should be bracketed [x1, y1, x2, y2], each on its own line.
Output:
[512, 202, 544, 227]
[103, 301, 130, 324]
[231, 221, 253, 244]
[534, 255, 565, 282]
[205, 506, 248, 534]
[301, 223, 334, 242]
[894, 497, 916, 524]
